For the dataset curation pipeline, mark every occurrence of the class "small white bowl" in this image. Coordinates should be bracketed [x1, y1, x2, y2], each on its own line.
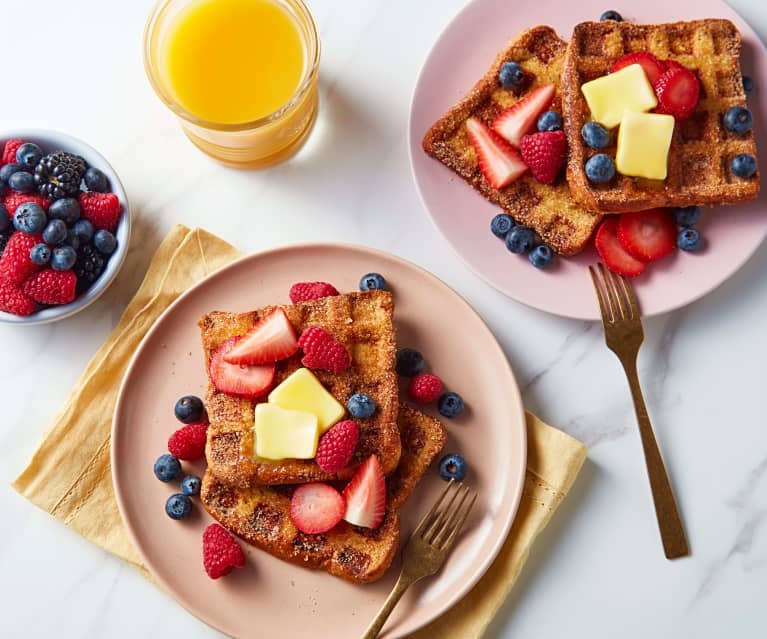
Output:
[0, 129, 131, 325]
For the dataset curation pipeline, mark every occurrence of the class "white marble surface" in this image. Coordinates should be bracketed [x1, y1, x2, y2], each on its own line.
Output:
[2, 0, 767, 636]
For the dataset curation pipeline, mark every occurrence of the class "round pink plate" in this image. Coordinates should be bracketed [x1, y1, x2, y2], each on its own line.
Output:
[112, 244, 526, 638]
[409, 0, 767, 320]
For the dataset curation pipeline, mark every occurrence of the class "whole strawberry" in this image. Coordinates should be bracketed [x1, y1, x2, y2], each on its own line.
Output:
[298, 326, 351, 373]
[2, 139, 25, 166]
[202, 523, 246, 579]
[79, 192, 121, 232]
[520, 130, 567, 184]
[168, 420, 208, 460]
[289, 281, 339, 303]
[408, 373, 443, 403]
[315, 420, 359, 473]
[4, 192, 51, 214]
[22, 269, 77, 305]
[0, 277, 36, 316]
[0, 232, 43, 283]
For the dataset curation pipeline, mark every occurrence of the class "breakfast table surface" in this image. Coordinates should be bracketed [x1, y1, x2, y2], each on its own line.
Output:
[2, 0, 766, 637]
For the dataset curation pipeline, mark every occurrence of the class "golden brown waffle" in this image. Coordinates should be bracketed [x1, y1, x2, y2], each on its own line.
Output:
[201, 405, 447, 583]
[422, 26, 603, 256]
[199, 291, 400, 487]
[562, 19, 760, 213]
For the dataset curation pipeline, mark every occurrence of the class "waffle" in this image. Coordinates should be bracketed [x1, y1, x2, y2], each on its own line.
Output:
[422, 26, 603, 256]
[562, 19, 760, 213]
[200, 405, 447, 583]
[199, 291, 400, 487]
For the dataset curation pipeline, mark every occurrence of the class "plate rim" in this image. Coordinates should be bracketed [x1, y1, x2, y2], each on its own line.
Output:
[111, 240, 527, 638]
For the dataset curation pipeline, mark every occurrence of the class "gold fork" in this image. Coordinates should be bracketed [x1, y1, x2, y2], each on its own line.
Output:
[362, 480, 477, 639]
[589, 263, 689, 559]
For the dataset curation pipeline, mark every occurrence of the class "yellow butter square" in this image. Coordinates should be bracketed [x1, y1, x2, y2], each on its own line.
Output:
[581, 64, 658, 128]
[268, 367, 345, 433]
[254, 403, 320, 460]
[616, 110, 675, 180]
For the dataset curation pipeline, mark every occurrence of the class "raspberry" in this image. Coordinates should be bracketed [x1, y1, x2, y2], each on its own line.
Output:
[289, 281, 340, 303]
[202, 523, 246, 579]
[520, 131, 567, 184]
[79, 192, 121, 232]
[4, 192, 51, 214]
[0, 232, 44, 283]
[408, 373, 443, 403]
[315, 420, 359, 473]
[0, 277, 36, 316]
[298, 326, 351, 373]
[167, 421, 208, 460]
[22, 269, 77, 305]
[2, 139, 25, 166]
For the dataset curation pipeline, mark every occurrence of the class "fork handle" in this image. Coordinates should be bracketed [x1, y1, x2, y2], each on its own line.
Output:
[622, 360, 690, 559]
[361, 573, 415, 639]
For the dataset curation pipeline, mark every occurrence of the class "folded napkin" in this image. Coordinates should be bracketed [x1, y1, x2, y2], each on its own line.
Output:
[13, 224, 587, 639]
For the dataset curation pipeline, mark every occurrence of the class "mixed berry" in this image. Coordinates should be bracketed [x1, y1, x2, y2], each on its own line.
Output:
[0, 138, 124, 316]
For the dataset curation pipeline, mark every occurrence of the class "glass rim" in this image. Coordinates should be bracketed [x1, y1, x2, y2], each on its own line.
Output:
[142, 0, 320, 132]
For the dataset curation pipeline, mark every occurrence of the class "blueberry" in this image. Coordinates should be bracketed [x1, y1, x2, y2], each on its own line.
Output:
[84, 167, 110, 193]
[360, 272, 387, 291]
[674, 205, 701, 227]
[174, 395, 205, 424]
[63, 230, 80, 251]
[600, 10, 623, 21]
[0, 181, 5, 198]
[71, 219, 94, 243]
[347, 393, 376, 418]
[723, 106, 752, 135]
[439, 453, 467, 482]
[537, 111, 562, 132]
[153, 453, 181, 482]
[13, 202, 47, 234]
[585, 154, 616, 183]
[15, 142, 43, 170]
[0, 204, 9, 232]
[490, 213, 514, 239]
[48, 197, 81, 225]
[29, 243, 51, 265]
[8, 171, 35, 193]
[42, 219, 67, 245]
[438, 392, 464, 418]
[395, 348, 425, 377]
[93, 229, 117, 254]
[0, 163, 22, 183]
[181, 475, 202, 497]
[529, 244, 555, 269]
[677, 227, 702, 251]
[743, 75, 753, 92]
[731, 153, 757, 178]
[499, 61, 525, 89]
[581, 121, 610, 149]
[165, 493, 192, 520]
[505, 226, 535, 254]
[51, 245, 77, 271]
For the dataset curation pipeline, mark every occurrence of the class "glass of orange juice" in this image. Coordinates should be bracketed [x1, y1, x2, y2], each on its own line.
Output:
[143, 0, 320, 168]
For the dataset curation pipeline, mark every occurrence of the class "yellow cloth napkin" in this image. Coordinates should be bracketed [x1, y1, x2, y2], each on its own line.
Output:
[13, 224, 587, 639]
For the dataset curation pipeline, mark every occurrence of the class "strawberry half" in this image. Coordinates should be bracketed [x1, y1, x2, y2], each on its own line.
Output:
[465, 117, 527, 189]
[617, 209, 676, 262]
[342, 454, 386, 529]
[611, 51, 666, 86]
[224, 308, 298, 365]
[595, 218, 647, 277]
[290, 482, 346, 534]
[210, 337, 275, 398]
[654, 66, 700, 120]
[492, 83, 556, 147]
[661, 59, 686, 73]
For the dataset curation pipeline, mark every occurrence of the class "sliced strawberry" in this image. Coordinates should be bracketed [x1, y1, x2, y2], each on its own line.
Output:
[465, 117, 527, 189]
[342, 454, 386, 529]
[617, 209, 676, 262]
[595, 218, 647, 277]
[224, 308, 298, 365]
[290, 482, 346, 534]
[210, 337, 275, 398]
[661, 59, 686, 73]
[654, 67, 700, 120]
[492, 83, 556, 147]
[611, 52, 666, 86]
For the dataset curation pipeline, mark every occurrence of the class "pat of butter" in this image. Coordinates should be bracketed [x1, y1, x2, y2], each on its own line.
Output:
[254, 403, 320, 460]
[616, 110, 675, 180]
[268, 368, 345, 433]
[581, 64, 658, 128]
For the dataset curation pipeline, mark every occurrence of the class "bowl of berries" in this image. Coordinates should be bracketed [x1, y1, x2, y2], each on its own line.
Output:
[0, 130, 131, 324]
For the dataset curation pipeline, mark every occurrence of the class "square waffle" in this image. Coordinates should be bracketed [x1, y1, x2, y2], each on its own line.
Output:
[562, 19, 760, 213]
[199, 291, 401, 487]
[422, 25, 603, 256]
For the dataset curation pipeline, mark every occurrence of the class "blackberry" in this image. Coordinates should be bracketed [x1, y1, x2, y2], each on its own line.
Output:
[34, 151, 86, 199]
[73, 243, 106, 293]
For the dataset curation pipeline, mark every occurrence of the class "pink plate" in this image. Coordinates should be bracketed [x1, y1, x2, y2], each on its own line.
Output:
[409, 0, 767, 320]
[112, 244, 526, 639]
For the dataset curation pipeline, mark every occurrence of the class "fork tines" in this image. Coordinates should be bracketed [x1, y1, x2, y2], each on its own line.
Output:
[589, 262, 640, 323]
[416, 480, 476, 550]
